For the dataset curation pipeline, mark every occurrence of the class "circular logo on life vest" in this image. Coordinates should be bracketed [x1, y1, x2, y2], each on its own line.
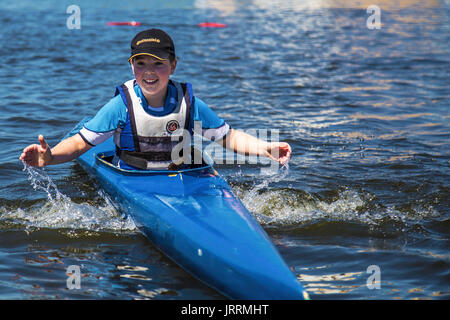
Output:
[166, 120, 180, 134]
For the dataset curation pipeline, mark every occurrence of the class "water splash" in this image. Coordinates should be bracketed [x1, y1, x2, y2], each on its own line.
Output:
[1, 163, 137, 234]
[238, 185, 367, 225]
[234, 177, 440, 228]
[23, 162, 69, 204]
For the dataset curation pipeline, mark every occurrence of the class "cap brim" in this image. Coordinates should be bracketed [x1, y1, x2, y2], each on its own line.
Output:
[128, 51, 170, 62]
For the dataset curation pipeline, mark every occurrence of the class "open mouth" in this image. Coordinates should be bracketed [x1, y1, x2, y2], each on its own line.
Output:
[143, 79, 158, 85]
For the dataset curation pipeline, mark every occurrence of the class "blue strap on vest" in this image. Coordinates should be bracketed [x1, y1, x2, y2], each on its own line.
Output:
[115, 82, 140, 152]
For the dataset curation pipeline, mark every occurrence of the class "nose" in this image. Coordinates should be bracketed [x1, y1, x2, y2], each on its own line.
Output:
[144, 63, 156, 73]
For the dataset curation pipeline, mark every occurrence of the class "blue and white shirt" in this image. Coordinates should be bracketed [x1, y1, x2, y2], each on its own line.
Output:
[79, 81, 230, 146]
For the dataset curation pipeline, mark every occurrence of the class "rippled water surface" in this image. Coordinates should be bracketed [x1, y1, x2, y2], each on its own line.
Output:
[0, 0, 449, 300]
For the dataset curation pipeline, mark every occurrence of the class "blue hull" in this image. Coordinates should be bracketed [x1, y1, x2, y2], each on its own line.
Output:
[71, 120, 308, 300]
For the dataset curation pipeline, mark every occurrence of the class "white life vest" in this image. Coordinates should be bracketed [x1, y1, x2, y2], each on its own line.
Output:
[114, 79, 192, 170]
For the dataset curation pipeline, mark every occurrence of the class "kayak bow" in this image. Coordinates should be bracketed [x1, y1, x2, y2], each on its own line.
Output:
[70, 118, 308, 300]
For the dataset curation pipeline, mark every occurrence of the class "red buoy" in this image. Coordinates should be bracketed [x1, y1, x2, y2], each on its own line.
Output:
[107, 21, 141, 26]
[198, 22, 227, 28]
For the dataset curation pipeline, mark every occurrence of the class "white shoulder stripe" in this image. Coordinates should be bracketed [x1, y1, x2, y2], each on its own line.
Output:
[200, 123, 230, 141]
[79, 127, 114, 146]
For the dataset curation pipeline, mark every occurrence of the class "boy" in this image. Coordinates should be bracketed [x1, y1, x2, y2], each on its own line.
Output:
[20, 29, 291, 169]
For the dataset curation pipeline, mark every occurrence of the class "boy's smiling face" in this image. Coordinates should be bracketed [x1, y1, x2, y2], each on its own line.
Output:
[130, 55, 177, 106]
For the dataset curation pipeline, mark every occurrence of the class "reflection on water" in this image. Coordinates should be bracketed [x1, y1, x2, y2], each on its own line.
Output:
[298, 271, 365, 295]
[195, 0, 442, 13]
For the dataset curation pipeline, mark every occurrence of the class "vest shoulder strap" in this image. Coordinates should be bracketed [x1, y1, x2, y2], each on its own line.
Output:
[119, 80, 140, 152]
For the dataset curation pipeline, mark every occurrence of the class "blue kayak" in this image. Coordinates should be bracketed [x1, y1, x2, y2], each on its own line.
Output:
[69, 118, 308, 300]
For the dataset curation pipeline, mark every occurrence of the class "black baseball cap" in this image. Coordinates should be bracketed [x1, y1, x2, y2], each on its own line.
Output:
[128, 29, 175, 62]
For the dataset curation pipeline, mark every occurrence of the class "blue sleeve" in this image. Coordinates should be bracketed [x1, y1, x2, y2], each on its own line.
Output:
[84, 95, 128, 132]
[192, 96, 230, 141]
[193, 96, 226, 129]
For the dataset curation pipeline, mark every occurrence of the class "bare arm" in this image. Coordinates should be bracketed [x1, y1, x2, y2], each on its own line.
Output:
[217, 128, 292, 165]
[20, 133, 92, 167]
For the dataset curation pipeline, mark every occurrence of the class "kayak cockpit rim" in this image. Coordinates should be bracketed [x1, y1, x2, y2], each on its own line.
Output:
[94, 150, 216, 175]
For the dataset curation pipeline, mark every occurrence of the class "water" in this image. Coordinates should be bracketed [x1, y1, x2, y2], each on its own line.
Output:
[0, 0, 449, 300]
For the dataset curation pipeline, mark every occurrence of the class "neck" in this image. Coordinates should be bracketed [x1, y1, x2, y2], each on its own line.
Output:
[144, 88, 167, 108]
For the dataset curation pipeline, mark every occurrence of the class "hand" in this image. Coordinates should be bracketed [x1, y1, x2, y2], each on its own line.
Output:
[19, 135, 53, 167]
[267, 142, 292, 165]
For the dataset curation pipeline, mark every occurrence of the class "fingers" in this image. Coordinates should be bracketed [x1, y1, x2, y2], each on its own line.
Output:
[38, 135, 48, 151]
[19, 135, 48, 167]
[20, 144, 35, 159]
[271, 142, 292, 165]
[281, 143, 292, 163]
[19, 145, 37, 166]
